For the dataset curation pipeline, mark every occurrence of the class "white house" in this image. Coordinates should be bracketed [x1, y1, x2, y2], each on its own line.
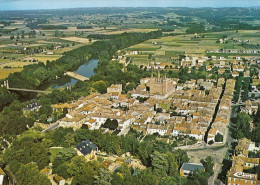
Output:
[147, 124, 168, 136]
[0, 168, 5, 185]
[189, 129, 204, 140]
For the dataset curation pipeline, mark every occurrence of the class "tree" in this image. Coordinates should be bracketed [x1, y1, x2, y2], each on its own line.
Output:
[217, 159, 232, 183]
[255, 105, 260, 123]
[103, 119, 119, 130]
[150, 151, 169, 176]
[67, 156, 86, 177]
[135, 168, 158, 184]
[39, 105, 52, 117]
[156, 108, 163, 113]
[121, 133, 139, 155]
[184, 169, 208, 185]
[29, 30, 36, 38]
[3, 131, 50, 170]
[39, 114, 47, 123]
[94, 168, 112, 185]
[159, 176, 178, 185]
[55, 163, 70, 179]
[153, 140, 171, 153]
[15, 162, 51, 185]
[119, 162, 131, 178]
[166, 152, 179, 176]
[215, 133, 223, 142]
[138, 141, 153, 166]
[0, 100, 34, 138]
[111, 173, 124, 185]
[173, 149, 189, 167]
[235, 112, 252, 139]
[186, 23, 205, 34]
[92, 80, 108, 93]
[47, 127, 74, 147]
[70, 158, 101, 185]
[52, 148, 76, 178]
[201, 156, 214, 176]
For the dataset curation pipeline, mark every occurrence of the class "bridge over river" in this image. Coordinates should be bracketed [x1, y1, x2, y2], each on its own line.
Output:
[64, 71, 89, 81]
[2, 80, 52, 94]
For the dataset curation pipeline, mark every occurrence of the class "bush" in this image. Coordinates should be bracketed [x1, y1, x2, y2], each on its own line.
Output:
[215, 133, 224, 142]
[102, 119, 118, 130]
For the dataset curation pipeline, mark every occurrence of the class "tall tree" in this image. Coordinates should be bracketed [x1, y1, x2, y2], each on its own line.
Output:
[15, 162, 51, 185]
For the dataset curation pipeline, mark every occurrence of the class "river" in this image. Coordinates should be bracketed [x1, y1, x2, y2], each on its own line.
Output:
[54, 58, 99, 89]
[38, 59, 99, 90]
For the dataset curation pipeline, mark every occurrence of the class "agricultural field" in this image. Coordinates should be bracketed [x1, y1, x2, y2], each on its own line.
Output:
[0, 22, 91, 79]
[1, 9, 177, 79]
[100, 28, 158, 35]
[0, 68, 23, 79]
[59, 36, 92, 43]
[125, 30, 260, 66]
[1, 7, 259, 77]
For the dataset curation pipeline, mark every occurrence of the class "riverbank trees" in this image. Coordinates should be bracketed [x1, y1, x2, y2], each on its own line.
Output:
[0, 31, 162, 112]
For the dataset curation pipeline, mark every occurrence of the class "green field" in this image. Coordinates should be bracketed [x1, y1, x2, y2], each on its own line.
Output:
[125, 30, 260, 66]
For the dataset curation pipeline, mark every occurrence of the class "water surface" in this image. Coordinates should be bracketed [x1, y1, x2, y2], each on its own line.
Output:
[54, 59, 99, 89]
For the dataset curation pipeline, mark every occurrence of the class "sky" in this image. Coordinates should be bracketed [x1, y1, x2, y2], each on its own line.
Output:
[0, 0, 259, 11]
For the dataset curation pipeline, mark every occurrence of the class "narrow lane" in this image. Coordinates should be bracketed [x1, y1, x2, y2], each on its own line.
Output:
[204, 80, 226, 143]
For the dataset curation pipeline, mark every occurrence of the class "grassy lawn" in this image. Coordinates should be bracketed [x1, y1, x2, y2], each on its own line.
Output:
[26, 55, 62, 63]
[49, 147, 76, 163]
[0, 68, 23, 79]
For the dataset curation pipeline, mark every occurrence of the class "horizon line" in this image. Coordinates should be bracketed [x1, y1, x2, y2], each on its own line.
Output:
[0, 6, 259, 12]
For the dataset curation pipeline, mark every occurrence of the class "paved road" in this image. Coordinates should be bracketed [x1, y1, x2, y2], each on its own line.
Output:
[118, 125, 131, 136]
[42, 123, 59, 132]
[180, 107, 235, 185]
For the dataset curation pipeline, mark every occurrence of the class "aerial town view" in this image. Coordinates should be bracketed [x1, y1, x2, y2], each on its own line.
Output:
[0, 0, 259, 184]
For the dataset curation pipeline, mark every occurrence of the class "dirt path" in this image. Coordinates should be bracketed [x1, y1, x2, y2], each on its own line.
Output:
[184, 126, 234, 184]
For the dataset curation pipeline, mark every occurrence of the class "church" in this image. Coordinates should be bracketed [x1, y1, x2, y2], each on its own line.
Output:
[149, 71, 175, 95]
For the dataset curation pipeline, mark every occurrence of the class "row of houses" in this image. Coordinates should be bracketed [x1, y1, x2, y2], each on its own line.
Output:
[242, 99, 260, 116]
[207, 49, 260, 54]
[208, 79, 236, 143]
[227, 138, 260, 185]
[51, 75, 234, 144]
[129, 77, 234, 142]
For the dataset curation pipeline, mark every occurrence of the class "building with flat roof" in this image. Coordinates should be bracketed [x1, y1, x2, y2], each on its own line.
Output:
[180, 163, 204, 176]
